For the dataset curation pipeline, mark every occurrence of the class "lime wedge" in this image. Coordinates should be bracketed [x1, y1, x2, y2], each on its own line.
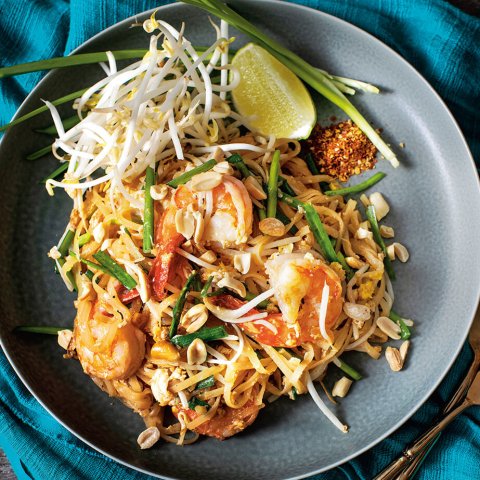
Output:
[231, 43, 316, 140]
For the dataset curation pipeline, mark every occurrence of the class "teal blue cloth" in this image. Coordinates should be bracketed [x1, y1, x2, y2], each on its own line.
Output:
[0, 1, 479, 479]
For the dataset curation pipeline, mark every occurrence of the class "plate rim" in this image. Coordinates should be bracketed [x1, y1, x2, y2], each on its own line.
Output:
[1, 1, 479, 478]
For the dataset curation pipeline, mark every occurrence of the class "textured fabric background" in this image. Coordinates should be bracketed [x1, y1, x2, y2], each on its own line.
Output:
[0, 1, 479, 479]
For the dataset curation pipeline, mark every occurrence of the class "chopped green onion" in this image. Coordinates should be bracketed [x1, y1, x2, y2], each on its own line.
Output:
[170, 272, 198, 338]
[192, 275, 203, 293]
[324, 172, 386, 196]
[200, 275, 214, 297]
[279, 193, 339, 264]
[267, 150, 281, 218]
[41, 162, 69, 183]
[35, 115, 81, 135]
[182, 0, 398, 167]
[305, 153, 320, 175]
[13, 325, 64, 335]
[0, 88, 88, 133]
[389, 310, 411, 340]
[78, 232, 91, 247]
[334, 358, 363, 381]
[244, 291, 269, 309]
[204, 287, 228, 297]
[167, 159, 216, 188]
[26, 144, 53, 161]
[92, 251, 137, 290]
[0, 50, 147, 79]
[258, 206, 267, 220]
[226, 153, 252, 177]
[73, 253, 111, 275]
[188, 396, 210, 410]
[336, 251, 354, 280]
[143, 166, 155, 253]
[55, 232, 77, 290]
[196, 375, 215, 390]
[83, 269, 95, 281]
[171, 326, 228, 348]
[303, 203, 339, 263]
[366, 205, 395, 280]
[58, 230, 75, 257]
[279, 192, 303, 209]
[291, 386, 298, 400]
[278, 176, 296, 196]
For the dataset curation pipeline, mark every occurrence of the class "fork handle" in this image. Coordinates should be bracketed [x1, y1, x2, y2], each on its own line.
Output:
[444, 354, 480, 412]
[374, 399, 471, 480]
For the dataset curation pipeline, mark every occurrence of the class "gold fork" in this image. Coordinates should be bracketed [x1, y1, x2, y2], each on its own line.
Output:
[375, 307, 480, 480]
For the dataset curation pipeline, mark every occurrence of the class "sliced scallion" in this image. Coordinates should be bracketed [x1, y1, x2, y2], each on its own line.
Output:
[13, 325, 64, 335]
[92, 251, 137, 290]
[226, 153, 251, 178]
[267, 150, 281, 218]
[171, 325, 228, 348]
[26, 145, 53, 161]
[196, 375, 215, 390]
[170, 272, 198, 338]
[0, 88, 88, 133]
[324, 172, 386, 197]
[303, 203, 339, 263]
[35, 115, 80, 135]
[334, 358, 363, 381]
[305, 153, 320, 175]
[366, 205, 395, 280]
[41, 162, 69, 183]
[389, 310, 411, 340]
[78, 232, 91, 247]
[143, 166, 155, 253]
[278, 176, 296, 196]
[0, 50, 147, 79]
[188, 397, 210, 410]
[200, 275, 214, 297]
[167, 159, 216, 188]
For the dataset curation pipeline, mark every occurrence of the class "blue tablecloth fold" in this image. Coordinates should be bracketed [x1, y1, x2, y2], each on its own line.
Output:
[1, 1, 479, 479]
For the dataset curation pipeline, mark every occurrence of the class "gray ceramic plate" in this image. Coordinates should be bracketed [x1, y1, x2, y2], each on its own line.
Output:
[1, 1, 479, 479]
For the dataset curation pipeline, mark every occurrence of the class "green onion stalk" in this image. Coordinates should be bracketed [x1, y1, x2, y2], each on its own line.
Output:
[92, 251, 138, 289]
[267, 150, 281, 218]
[366, 205, 395, 280]
[389, 310, 411, 340]
[0, 89, 87, 133]
[180, 0, 399, 168]
[167, 159, 216, 187]
[324, 172, 386, 196]
[143, 166, 155, 253]
[171, 325, 228, 347]
[170, 272, 198, 338]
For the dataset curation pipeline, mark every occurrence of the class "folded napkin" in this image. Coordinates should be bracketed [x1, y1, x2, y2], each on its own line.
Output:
[1, 1, 479, 479]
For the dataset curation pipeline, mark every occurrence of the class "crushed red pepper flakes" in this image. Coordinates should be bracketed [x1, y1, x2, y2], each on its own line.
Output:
[306, 120, 377, 182]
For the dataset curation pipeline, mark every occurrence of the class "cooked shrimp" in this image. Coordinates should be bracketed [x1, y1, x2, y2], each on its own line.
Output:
[150, 175, 252, 299]
[215, 253, 343, 347]
[175, 388, 261, 440]
[74, 301, 146, 380]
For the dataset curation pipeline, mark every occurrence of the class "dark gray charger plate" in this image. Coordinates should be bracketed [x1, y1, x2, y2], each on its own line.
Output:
[1, 1, 479, 479]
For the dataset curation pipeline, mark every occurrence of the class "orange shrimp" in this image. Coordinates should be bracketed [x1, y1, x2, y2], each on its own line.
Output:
[214, 253, 343, 347]
[150, 176, 252, 299]
[74, 301, 146, 380]
[174, 387, 261, 440]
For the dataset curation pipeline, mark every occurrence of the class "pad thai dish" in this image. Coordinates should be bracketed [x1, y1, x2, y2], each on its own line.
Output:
[41, 13, 412, 447]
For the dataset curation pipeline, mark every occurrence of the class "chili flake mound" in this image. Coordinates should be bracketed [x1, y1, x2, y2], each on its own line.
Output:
[306, 120, 377, 182]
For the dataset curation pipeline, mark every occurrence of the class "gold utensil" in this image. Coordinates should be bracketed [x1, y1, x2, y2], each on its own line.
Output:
[374, 307, 480, 480]
[396, 308, 480, 479]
